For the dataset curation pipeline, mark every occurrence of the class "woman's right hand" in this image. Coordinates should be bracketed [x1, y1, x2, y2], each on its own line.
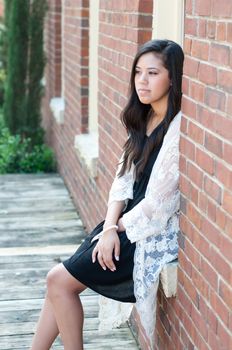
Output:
[92, 230, 120, 272]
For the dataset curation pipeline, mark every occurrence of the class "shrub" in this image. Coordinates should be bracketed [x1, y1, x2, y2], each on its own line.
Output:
[0, 111, 56, 174]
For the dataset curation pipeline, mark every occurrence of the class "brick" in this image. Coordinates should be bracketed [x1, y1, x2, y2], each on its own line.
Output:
[212, 0, 232, 17]
[210, 246, 231, 281]
[188, 121, 204, 144]
[201, 258, 218, 289]
[227, 23, 232, 42]
[199, 192, 207, 213]
[185, 17, 197, 36]
[215, 160, 232, 189]
[201, 218, 220, 248]
[192, 267, 210, 300]
[224, 143, 232, 165]
[190, 304, 208, 341]
[187, 202, 202, 229]
[195, 0, 212, 15]
[219, 278, 232, 310]
[187, 162, 203, 188]
[182, 96, 197, 119]
[179, 249, 192, 277]
[214, 115, 232, 141]
[198, 295, 209, 321]
[192, 40, 209, 61]
[216, 22, 227, 41]
[216, 207, 226, 230]
[189, 81, 205, 102]
[210, 290, 230, 327]
[207, 198, 216, 222]
[204, 132, 223, 158]
[179, 272, 198, 308]
[210, 43, 230, 66]
[180, 136, 196, 161]
[183, 56, 199, 79]
[218, 69, 232, 93]
[198, 18, 207, 38]
[198, 62, 217, 85]
[227, 92, 232, 116]
[184, 38, 192, 56]
[223, 191, 232, 216]
[138, 0, 153, 14]
[193, 228, 212, 262]
[217, 321, 231, 350]
[207, 20, 216, 39]
[208, 329, 221, 350]
[204, 176, 222, 204]
[205, 87, 226, 111]
[180, 176, 191, 200]
[196, 148, 214, 175]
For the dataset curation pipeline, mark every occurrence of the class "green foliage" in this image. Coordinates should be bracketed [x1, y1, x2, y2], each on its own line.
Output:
[0, 67, 6, 105]
[0, 110, 56, 174]
[26, 0, 47, 142]
[3, 0, 47, 145]
[3, 0, 29, 135]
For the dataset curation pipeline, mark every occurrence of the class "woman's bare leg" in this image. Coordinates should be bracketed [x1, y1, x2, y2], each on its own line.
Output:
[46, 263, 87, 350]
[30, 294, 59, 350]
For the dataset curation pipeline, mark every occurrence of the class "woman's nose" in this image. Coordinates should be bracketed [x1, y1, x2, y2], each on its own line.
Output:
[139, 72, 148, 83]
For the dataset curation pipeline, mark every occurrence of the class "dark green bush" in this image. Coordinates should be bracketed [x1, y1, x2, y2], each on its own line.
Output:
[0, 111, 56, 174]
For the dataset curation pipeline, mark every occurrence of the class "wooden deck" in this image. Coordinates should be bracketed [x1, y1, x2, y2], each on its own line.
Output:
[0, 174, 139, 350]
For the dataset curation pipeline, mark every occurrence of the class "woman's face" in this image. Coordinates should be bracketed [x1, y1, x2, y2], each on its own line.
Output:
[134, 52, 171, 108]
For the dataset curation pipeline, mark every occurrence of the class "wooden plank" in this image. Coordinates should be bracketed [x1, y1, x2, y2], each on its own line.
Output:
[0, 174, 139, 350]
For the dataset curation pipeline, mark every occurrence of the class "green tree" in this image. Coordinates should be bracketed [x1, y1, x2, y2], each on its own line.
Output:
[3, 0, 29, 135]
[26, 0, 47, 145]
[3, 0, 47, 145]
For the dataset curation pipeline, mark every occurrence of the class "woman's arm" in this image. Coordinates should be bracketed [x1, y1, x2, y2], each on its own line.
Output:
[121, 133, 180, 243]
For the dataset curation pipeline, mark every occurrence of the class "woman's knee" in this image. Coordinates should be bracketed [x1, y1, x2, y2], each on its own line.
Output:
[46, 263, 86, 299]
[46, 264, 63, 298]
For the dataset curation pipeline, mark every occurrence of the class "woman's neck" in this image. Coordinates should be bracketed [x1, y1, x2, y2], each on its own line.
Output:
[146, 108, 166, 136]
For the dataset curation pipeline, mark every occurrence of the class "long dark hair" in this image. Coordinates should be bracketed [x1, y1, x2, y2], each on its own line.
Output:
[118, 39, 184, 180]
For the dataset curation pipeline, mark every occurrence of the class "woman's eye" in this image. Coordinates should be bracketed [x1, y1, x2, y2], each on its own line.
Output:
[149, 71, 158, 75]
[135, 70, 141, 74]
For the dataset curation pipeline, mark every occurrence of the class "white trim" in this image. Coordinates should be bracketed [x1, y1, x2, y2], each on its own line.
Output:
[50, 97, 65, 124]
[74, 132, 99, 178]
[152, 0, 185, 47]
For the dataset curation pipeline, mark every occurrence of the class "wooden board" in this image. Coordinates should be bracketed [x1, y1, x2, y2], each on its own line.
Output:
[0, 174, 139, 350]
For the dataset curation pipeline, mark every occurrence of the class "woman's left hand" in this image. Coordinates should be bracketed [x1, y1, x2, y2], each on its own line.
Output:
[92, 230, 120, 272]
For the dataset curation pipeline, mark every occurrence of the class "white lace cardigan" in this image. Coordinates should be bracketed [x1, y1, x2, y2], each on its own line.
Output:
[99, 111, 181, 349]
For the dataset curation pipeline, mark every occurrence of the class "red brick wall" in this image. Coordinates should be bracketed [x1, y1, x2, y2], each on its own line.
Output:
[42, 0, 153, 231]
[154, 1, 232, 349]
[42, 0, 232, 349]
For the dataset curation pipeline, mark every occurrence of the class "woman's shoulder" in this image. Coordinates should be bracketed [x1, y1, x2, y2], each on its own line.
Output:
[163, 111, 182, 144]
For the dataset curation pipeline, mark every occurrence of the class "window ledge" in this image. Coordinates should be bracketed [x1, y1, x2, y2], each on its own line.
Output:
[50, 97, 65, 124]
[74, 132, 99, 178]
[160, 259, 178, 297]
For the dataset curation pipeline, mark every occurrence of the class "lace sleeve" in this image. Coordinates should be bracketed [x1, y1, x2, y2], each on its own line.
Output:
[121, 131, 180, 243]
[107, 153, 135, 206]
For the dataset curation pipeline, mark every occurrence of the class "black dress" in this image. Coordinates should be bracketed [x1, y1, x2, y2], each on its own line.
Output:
[63, 126, 163, 303]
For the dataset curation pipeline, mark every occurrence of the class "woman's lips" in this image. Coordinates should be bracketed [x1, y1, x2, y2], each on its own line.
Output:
[137, 88, 150, 95]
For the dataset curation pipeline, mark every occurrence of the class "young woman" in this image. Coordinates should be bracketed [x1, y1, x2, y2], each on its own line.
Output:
[30, 39, 184, 350]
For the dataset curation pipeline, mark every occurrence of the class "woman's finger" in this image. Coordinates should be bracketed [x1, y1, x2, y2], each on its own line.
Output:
[103, 252, 116, 271]
[114, 241, 120, 262]
[97, 251, 107, 271]
[92, 246, 98, 263]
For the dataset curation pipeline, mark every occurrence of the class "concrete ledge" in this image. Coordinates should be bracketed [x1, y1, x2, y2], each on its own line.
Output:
[160, 259, 178, 297]
[74, 132, 99, 178]
[50, 97, 65, 124]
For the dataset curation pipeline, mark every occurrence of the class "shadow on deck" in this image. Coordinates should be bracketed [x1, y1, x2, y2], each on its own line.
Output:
[0, 174, 139, 350]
